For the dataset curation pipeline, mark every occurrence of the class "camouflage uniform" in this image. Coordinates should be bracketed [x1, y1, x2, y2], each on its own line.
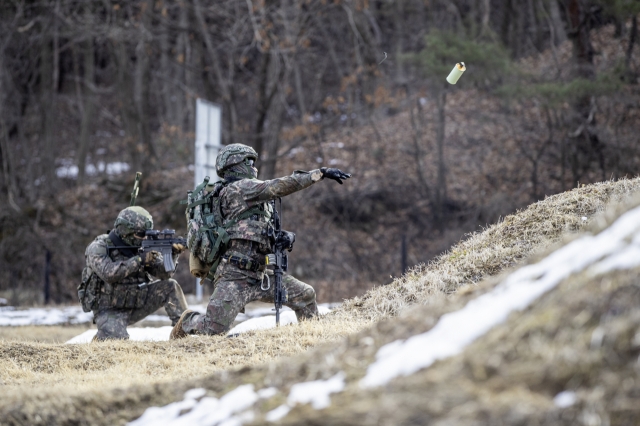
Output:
[80, 207, 188, 340]
[178, 168, 323, 336]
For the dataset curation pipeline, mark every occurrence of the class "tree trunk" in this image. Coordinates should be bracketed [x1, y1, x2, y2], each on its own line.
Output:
[40, 29, 56, 190]
[77, 35, 95, 184]
[134, 1, 156, 172]
[435, 89, 447, 224]
[549, 0, 567, 45]
[626, 15, 637, 70]
[393, 0, 404, 84]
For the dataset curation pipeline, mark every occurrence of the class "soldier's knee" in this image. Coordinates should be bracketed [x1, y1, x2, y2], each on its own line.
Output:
[302, 286, 316, 305]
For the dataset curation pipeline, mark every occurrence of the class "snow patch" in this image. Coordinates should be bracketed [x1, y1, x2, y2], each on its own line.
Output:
[0, 306, 93, 326]
[265, 372, 346, 422]
[129, 374, 345, 425]
[56, 161, 130, 178]
[66, 326, 175, 344]
[360, 204, 640, 388]
[265, 404, 291, 422]
[227, 305, 331, 336]
[129, 384, 274, 426]
[554, 390, 577, 408]
[287, 372, 345, 409]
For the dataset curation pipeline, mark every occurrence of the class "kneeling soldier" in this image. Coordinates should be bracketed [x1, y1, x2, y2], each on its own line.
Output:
[170, 143, 350, 338]
[80, 206, 188, 340]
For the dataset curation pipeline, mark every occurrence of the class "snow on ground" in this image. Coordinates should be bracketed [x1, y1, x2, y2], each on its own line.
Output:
[66, 326, 175, 344]
[64, 305, 333, 344]
[0, 302, 339, 328]
[0, 306, 94, 326]
[128, 385, 277, 426]
[129, 373, 345, 426]
[227, 305, 332, 335]
[129, 203, 640, 425]
[360, 203, 640, 388]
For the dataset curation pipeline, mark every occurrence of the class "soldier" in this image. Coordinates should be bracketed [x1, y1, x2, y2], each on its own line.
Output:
[170, 143, 350, 338]
[80, 206, 188, 340]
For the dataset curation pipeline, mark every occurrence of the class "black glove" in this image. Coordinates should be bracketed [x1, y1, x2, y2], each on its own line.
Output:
[320, 167, 351, 184]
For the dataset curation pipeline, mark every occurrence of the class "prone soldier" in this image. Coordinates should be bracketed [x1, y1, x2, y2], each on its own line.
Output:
[170, 143, 350, 338]
[79, 206, 188, 340]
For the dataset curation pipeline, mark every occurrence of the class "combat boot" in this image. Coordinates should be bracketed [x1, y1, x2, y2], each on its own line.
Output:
[170, 309, 193, 339]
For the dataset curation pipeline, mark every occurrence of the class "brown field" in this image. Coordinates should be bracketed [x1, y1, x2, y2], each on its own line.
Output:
[0, 325, 92, 343]
[1, 178, 640, 425]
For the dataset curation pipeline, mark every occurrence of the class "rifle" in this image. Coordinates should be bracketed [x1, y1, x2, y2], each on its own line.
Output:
[107, 229, 185, 273]
[141, 229, 186, 273]
[266, 198, 295, 326]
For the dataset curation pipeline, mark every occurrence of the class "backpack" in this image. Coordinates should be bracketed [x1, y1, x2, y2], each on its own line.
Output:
[185, 177, 265, 280]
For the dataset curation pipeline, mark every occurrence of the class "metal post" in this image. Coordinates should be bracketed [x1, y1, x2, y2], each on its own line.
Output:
[194, 98, 223, 302]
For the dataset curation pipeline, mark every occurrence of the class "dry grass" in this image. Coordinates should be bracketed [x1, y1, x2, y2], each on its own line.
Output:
[277, 196, 640, 425]
[1, 177, 640, 425]
[0, 325, 91, 343]
[335, 178, 640, 322]
[0, 315, 368, 393]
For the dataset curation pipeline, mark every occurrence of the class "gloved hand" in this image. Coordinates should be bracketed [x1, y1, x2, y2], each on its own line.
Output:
[320, 167, 351, 184]
[140, 250, 161, 267]
[172, 243, 187, 255]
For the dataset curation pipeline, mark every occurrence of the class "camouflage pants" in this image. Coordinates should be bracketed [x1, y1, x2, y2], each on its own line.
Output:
[180, 268, 318, 336]
[93, 279, 187, 340]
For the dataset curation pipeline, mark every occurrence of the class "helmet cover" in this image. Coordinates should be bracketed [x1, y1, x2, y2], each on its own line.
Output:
[114, 206, 153, 247]
[215, 143, 258, 178]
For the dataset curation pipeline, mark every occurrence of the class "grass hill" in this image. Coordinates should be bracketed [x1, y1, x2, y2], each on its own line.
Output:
[1, 177, 639, 425]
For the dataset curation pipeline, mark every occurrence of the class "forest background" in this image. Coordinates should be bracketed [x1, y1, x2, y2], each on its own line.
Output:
[0, 0, 638, 306]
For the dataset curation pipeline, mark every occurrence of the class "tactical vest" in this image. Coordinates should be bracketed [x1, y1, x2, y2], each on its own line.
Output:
[78, 234, 149, 313]
[221, 184, 273, 248]
[186, 179, 272, 279]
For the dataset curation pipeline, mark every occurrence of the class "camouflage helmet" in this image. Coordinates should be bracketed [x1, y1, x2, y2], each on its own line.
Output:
[216, 143, 258, 178]
[114, 206, 153, 237]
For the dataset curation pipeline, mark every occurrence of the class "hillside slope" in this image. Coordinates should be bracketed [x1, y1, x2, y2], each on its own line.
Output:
[1, 179, 639, 425]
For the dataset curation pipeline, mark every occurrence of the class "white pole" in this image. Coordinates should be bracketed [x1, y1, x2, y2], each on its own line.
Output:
[194, 98, 223, 302]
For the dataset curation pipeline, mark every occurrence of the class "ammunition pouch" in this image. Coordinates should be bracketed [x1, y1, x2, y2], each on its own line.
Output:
[80, 267, 149, 311]
[98, 280, 149, 310]
[221, 253, 266, 272]
[78, 267, 99, 313]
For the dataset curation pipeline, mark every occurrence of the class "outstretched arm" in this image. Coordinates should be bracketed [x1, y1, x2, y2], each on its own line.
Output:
[240, 168, 351, 203]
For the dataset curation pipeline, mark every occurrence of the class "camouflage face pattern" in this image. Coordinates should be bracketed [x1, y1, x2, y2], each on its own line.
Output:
[226, 161, 258, 179]
[93, 279, 187, 340]
[179, 268, 318, 336]
[215, 143, 258, 178]
[114, 206, 153, 246]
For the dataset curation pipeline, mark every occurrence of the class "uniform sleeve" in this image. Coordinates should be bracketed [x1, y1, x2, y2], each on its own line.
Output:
[144, 252, 179, 280]
[85, 240, 143, 284]
[239, 169, 323, 203]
